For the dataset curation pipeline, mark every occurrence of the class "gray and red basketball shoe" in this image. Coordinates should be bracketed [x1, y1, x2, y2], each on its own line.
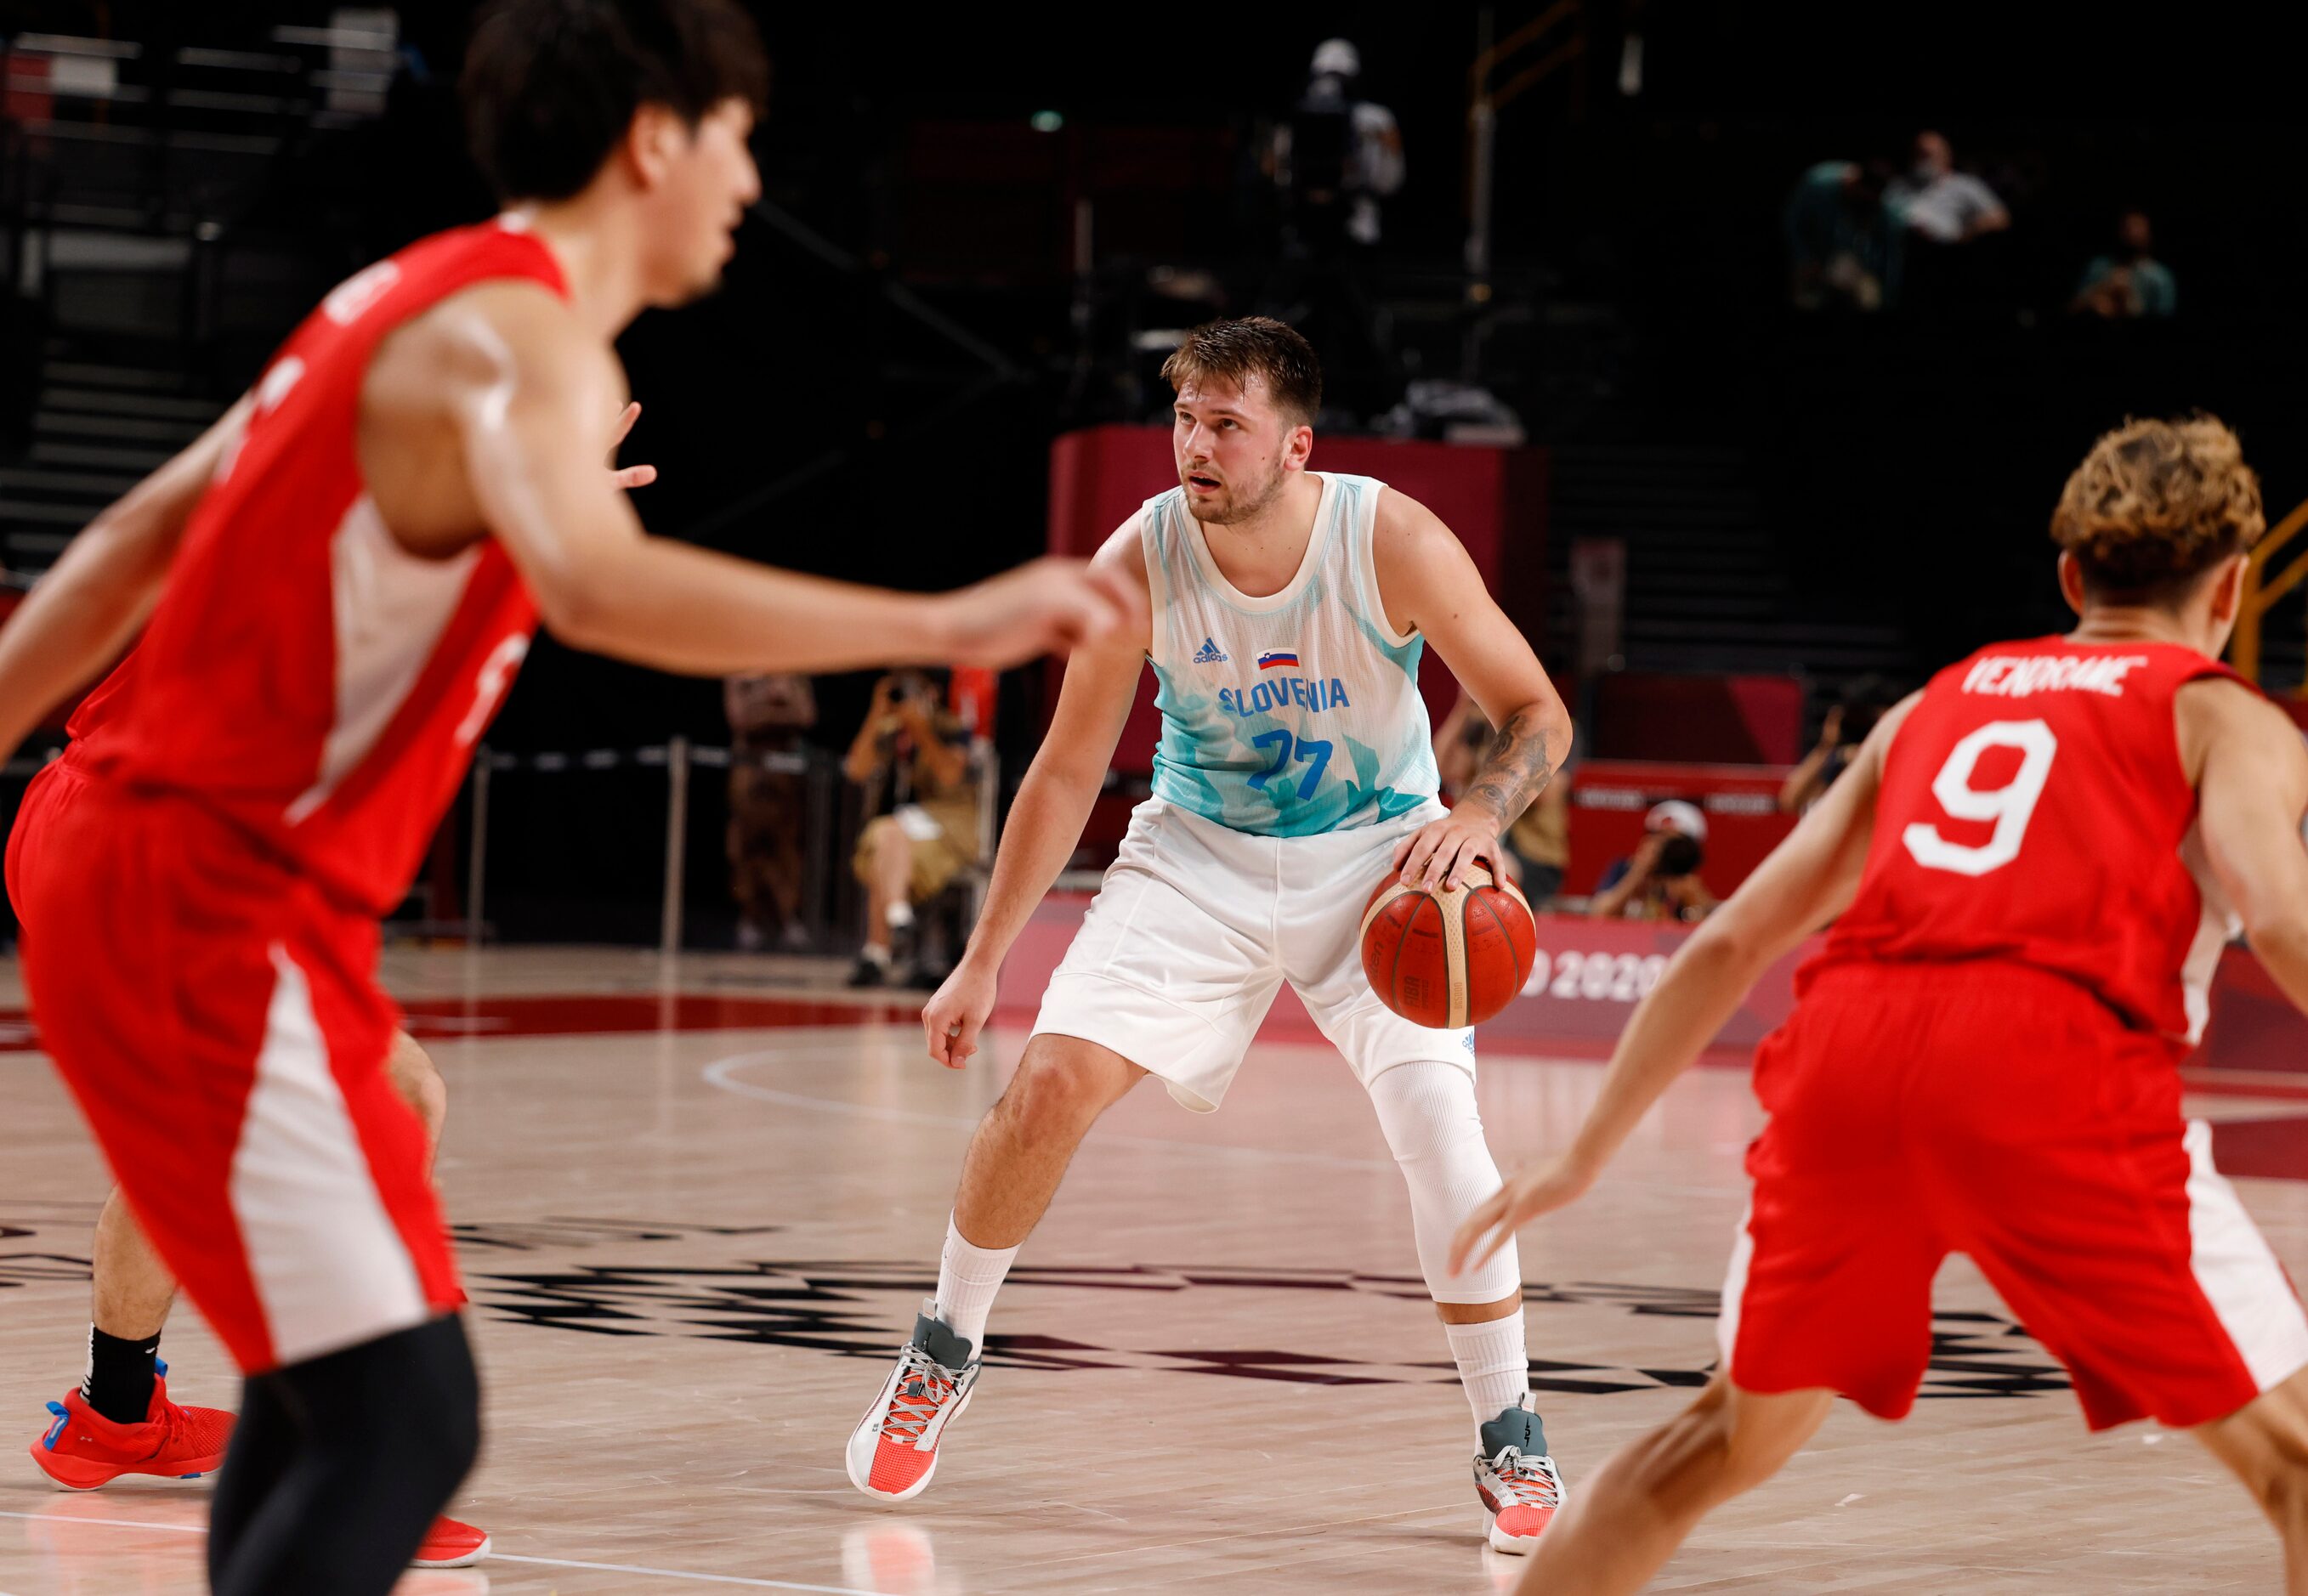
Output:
[1473, 1396, 1565, 1554]
[846, 1302, 980, 1502]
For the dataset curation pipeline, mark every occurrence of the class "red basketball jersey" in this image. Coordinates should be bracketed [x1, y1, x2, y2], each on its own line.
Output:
[1806, 637, 2249, 1045]
[85, 218, 566, 915]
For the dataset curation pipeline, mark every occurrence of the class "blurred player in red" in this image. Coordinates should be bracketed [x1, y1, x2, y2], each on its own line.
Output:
[13, 403, 652, 1572]
[1456, 414, 2308, 1593]
[0, 2, 1133, 1590]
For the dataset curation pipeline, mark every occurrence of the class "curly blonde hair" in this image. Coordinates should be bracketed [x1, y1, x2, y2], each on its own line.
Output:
[2050, 415, 2265, 602]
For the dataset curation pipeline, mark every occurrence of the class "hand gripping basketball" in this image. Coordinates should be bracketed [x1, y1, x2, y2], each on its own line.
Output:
[1359, 858, 1538, 1029]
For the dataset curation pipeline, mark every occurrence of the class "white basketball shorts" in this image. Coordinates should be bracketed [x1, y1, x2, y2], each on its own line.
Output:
[1032, 796, 1476, 1112]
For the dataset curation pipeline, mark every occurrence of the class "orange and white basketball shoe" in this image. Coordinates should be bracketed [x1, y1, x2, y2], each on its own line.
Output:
[412, 1514, 492, 1568]
[29, 1363, 232, 1488]
[1473, 1397, 1564, 1554]
[845, 1302, 981, 1502]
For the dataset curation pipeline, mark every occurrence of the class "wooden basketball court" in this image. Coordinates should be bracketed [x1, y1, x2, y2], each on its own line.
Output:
[3, 947, 2300, 1593]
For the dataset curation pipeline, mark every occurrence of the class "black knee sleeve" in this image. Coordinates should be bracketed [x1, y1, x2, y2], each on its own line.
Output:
[209, 1315, 480, 1596]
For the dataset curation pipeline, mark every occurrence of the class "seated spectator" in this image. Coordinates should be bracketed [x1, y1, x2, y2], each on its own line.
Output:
[1594, 800, 1704, 890]
[1784, 157, 1896, 311]
[1886, 131, 2009, 245]
[1432, 693, 1574, 904]
[2072, 210, 2176, 320]
[844, 670, 981, 988]
[1778, 675, 1901, 814]
[1589, 829, 1715, 922]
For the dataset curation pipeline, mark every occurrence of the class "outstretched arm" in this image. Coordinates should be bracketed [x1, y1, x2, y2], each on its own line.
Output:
[2186, 680, 2308, 1014]
[444, 284, 1137, 676]
[920, 521, 1151, 1067]
[1450, 694, 1918, 1273]
[1372, 490, 1574, 890]
[0, 393, 251, 761]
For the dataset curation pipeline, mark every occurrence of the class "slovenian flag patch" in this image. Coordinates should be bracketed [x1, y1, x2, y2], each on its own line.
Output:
[1256, 648, 1301, 671]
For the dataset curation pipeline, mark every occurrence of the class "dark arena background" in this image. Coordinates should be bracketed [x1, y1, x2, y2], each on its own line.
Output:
[4, 4, 2308, 1593]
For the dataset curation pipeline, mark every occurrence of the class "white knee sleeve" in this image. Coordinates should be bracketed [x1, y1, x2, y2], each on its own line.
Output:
[1365, 1061, 1523, 1305]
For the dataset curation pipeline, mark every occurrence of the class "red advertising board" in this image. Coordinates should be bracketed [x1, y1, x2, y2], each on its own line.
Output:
[1567, 761, 1797, 897]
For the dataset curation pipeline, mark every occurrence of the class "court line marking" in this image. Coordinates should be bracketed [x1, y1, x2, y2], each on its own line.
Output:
[1028, 1500, 1464, 1566]
[491, 1554, 876, 1592]
[0, 1511, 878, 1594]
[0, 1510, 201, 1537]
[702, 1045, 1398, 1170]
[700, 1042, 1749, 1197]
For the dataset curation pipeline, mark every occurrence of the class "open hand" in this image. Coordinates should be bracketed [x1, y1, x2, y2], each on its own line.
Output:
[1391, 806, 1502, 892]
[1448, 1152, 1601, 1277]
[607, 401, 656, 490]
[935, 557, 1146, 671]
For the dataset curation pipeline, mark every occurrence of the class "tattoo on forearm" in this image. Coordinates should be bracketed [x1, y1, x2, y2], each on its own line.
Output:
[1465, 708, 1559, 824]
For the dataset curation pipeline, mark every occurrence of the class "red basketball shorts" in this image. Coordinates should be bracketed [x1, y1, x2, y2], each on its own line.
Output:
[9, 764, 460, 1374]
[1722, 960, 2308, 1431]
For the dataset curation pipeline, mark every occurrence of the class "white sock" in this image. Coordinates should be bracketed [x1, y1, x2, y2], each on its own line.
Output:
[935, 1214, 1018, 1354]
[887, 901, 916, 931]
[861, 942, 892, 967]
[1445, 1309, 1531, 1432]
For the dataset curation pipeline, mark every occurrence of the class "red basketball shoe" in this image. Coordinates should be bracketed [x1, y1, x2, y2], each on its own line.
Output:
[412, 1514, 492, 1568]
[1473, 1397, 1564, 1554]
[30, 1364, 232, 1489]
[845, 1301, 981, 1502]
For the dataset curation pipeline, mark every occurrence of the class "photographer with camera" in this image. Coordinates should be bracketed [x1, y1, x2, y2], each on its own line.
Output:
[1588, 801, 1716, 922]
[843, 670, 980, 987]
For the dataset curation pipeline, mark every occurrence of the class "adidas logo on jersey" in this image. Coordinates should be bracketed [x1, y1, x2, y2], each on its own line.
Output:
[1193, 637, 1228, 665]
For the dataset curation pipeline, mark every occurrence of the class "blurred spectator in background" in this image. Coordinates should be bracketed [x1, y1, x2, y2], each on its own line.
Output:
[1888, 131, 2010, 314]
[1596, 798, 1708, 908]
[1784, 157, 1897, 311]
[1435, 693, 1572, 904]
[1257, 38, 1405, 422]
[724, 671, 817, 953]
[1887, 131, 2010, 245]
[1589, 828, 1715, 921]
[1283, 38, 1404, 251]
[1778, 674, 1902, 814]
[844, 670, 980, 988]
[2073, 210, 2176, 320]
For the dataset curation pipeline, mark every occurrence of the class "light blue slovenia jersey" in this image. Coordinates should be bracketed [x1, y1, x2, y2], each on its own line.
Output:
[1141, 471, 1440, 837]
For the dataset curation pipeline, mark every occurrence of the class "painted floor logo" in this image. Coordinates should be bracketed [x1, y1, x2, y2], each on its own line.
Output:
[460, 1252, 2073, 1402]
[0, 1207, 2074, 1401]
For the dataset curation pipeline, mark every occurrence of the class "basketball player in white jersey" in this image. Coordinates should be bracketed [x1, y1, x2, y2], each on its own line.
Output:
[846, 318, 1578, 1553]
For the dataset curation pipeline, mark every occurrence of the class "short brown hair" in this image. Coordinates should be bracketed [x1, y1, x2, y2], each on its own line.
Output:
[1160, 317, 1323, 425]
[2050, 415, 2265, 603]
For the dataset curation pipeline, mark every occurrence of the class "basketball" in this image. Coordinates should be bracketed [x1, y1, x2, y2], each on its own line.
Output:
[1359, 859, 1539, 1028]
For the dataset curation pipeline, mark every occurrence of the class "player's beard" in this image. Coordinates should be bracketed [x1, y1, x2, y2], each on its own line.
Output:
[1191, 464, 1288, 527]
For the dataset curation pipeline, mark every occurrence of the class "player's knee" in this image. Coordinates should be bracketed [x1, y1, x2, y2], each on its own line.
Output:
[1367, 1061, 1485, 1167]
[393, 1321, 482, 1483]
[2255, 1453, 2308, 1529]
[385, 1032, 449, 1144]
[997, 1053, 1112, 1142]
[1635, 1389, 1755, 1510]
[2241, 1420, 2308, 1524]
